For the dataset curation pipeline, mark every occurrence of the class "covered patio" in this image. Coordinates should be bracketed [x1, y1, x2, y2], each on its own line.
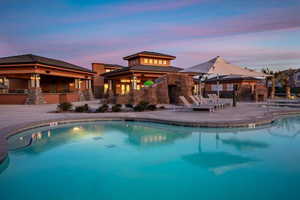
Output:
[0, 54, 95, 104]
[181, 56, 270, 101]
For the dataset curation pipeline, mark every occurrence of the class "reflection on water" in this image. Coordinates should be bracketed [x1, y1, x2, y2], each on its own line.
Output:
[220, 137, 269, 151]
[0, 157, 9, 175]
[183, 151, 256, 175]
[183, 133, 259, 175]
[121, 123, 191, 146]
[267, 117, 300, 138]
[1, 119, 300, 200]
[8, 125, 106, 153]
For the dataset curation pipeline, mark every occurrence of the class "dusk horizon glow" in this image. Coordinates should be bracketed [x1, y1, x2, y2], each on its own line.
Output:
[1, 0, 300, 71]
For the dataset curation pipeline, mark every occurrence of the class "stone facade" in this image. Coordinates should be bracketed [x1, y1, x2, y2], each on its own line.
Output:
[112, 73, 194, 105]
[83, 89, 94, 101]
[254, 84, 268, 102]
[25, 88, 46, 104]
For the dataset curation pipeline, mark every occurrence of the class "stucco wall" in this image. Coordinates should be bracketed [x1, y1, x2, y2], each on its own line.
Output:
[0, 94, 28, 104]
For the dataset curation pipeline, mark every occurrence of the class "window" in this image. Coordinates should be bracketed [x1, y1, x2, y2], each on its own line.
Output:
[159, 60, 162, 64]
[144, 58, 148, 64]
[149, 59, 153, 64]
[105, 69, 111, 72]
[121, 79, 130, 83]
[211, 84, 223, 91]
[121, 85, 125, 94]
[126, 85, 130, 93]
[227, 84, 233, 91]
[163, 60, 167, 65]
[104, 83, 109, 94]
[154, 59, 158, 64]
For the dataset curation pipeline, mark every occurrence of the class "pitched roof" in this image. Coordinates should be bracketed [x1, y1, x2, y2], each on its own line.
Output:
[102, 65, 182, 77]
[204, 75, 261, 82]
[181, 56, 267, 77]
[0, 54, 93, 73]
[102, 63, 126, 68]
[123, 51, 176, 60]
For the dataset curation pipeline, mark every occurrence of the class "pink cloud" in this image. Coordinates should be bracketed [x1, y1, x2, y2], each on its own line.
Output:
[164, 6, 300, 38]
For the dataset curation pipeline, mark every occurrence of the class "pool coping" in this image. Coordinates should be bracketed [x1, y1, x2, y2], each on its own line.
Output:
[1, 109, 300, 164]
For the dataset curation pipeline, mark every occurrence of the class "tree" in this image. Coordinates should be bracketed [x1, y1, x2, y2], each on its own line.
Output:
[274, 69, 294, 99]
[262, 67, 275, 99]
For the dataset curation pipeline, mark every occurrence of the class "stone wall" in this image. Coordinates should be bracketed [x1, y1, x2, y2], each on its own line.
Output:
[25, 88, 46, 104]
[254, 84, 268, 102]
[112, 73, 193, 105]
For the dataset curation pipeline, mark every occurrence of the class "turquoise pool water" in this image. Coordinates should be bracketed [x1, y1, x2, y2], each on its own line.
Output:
[1, 117, 300, 200]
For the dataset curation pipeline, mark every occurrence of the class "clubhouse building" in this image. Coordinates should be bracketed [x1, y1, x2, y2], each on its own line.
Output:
[92, 51, 183, 98]
[0, 51, 268, 104]
[0, 54, 94, 104]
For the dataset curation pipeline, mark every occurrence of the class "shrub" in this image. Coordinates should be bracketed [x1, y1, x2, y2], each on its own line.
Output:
[159, 106, 165, 109]
[139, 101, 149, 109]
[147, 104, 157, 111]
[125, 104, 133, 108]
[75, 104, 89, 112]
[96, 104, 109, 113]
[112, 104, 122, 112]
[57, 102, 73, 112]
[133, 104, 144, 112]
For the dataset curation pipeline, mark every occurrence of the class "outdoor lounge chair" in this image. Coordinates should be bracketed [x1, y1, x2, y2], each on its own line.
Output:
[179, 96, 215, 112]
[190, 96, 218, 110]
[207, 94, 231, 108]
[195, 95, 223, 109]
[210, 94, 232, 107]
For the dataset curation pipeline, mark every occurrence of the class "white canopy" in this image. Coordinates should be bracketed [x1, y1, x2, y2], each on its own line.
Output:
[181, 56, 268, 78]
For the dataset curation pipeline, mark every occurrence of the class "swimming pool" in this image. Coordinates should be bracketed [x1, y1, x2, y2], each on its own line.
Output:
[1, 117, 300, 200]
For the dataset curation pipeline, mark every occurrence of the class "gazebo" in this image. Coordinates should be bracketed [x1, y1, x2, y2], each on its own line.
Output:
[0, 54, 95, 104]
[181, 56, 270, 98]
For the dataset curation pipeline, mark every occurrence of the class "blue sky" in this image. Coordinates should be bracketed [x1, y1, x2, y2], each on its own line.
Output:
[0, 0, 300, 70]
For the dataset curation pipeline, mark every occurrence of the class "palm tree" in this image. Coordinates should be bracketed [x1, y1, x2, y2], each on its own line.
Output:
[262, 68, 275, 99]
[274, 69, 294, 99]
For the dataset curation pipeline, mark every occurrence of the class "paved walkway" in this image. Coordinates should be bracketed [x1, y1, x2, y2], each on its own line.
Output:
[0, 101, 297, 132]
[1, 101, 300, 163]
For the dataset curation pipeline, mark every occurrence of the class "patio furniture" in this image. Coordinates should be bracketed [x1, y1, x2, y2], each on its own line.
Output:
[179, 96, 215, 112]
[190, 95, 219, 110]
[207, 94, 231, 108]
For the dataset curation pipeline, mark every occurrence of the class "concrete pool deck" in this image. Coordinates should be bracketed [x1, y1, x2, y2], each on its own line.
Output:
[1, 100, 300, 163]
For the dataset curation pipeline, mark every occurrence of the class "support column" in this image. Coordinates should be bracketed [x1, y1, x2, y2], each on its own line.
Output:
[0, 77, 9, 93]
[198, 75, 203, 97]
[107, 79, 116, 104]
[83, 79, 94, 101]
[26, 74, 45, 104]
[132, 74, 137, 90]
[75, 78, 85, 101]
[216, 74, 220, 97]
[131, 74, 139, 104]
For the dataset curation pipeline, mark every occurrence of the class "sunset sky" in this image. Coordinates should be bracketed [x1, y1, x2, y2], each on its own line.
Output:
[1, 0, 300, 70]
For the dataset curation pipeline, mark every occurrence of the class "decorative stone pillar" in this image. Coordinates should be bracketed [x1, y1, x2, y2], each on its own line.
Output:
[26, 74, 45, 104]
[107, 80, 116, 104]
[132, 74, 137, 90]
[108, 80, 114, 96]
[83, 79, 94, 101]
[74, 78, 85, 101]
